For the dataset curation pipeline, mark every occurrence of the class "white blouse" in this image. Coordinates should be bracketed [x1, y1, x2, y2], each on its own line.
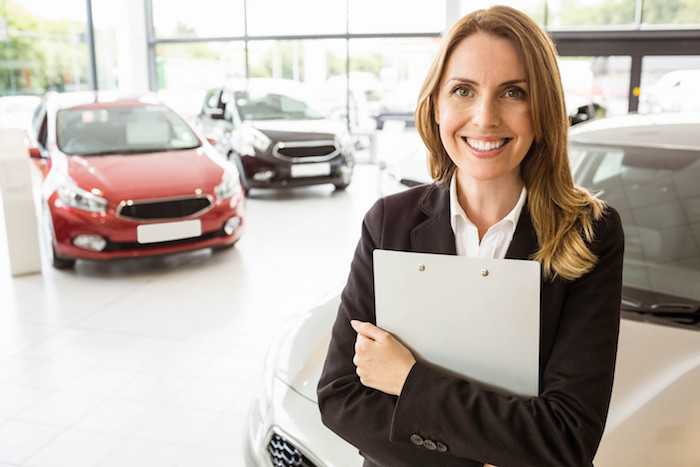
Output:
[448, 175, 527, 259]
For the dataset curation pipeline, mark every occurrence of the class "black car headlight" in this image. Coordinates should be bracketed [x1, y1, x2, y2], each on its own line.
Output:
[240, 126, 272, 156]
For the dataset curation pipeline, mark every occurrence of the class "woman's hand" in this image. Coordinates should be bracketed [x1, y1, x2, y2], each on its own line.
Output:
[351, 320, 417, 396]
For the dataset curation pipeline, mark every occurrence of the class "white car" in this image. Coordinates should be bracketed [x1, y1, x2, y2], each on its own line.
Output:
[243, 112, 700, 467]
[0, 94, 41, 130]
[638, 69, 700, 113]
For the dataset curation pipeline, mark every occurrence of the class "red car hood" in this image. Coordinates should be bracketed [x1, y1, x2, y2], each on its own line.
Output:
[66, 147, 225, 201]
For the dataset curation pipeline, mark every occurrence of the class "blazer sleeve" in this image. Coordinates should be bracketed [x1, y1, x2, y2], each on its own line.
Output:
[390, 207, 625, 466]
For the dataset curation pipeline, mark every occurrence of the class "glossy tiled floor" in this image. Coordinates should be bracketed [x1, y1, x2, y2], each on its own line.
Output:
[0, 159, 391, 466]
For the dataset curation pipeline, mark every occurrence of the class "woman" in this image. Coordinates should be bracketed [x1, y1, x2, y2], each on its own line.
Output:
[317, 6, 624, 467]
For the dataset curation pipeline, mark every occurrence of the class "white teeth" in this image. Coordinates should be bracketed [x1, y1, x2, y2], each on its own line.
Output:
[465, 138, 507, 151]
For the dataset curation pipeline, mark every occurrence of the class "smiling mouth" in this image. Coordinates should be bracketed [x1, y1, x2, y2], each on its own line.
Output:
[464, 137, 510, 152]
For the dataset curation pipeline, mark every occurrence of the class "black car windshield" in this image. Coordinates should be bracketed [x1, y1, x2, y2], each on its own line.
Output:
[571, 142, 700, 327]
[233, 91, 324, 121]
[56, 105, 201, 156]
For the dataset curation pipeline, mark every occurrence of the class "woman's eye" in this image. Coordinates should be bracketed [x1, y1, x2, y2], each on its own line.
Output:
[453, 87, 472, 97]
[505, 88, 526, 99]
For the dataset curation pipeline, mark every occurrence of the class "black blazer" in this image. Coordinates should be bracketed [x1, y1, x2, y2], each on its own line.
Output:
[317, 183, 624, 467]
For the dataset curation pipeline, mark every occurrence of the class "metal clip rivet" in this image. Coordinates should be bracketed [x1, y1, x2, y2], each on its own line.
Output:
[418, 264, 425, 271]
[481, 269, 489, 277]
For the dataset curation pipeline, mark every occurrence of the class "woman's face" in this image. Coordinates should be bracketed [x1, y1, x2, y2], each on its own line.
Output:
[434, 32, 534, 188]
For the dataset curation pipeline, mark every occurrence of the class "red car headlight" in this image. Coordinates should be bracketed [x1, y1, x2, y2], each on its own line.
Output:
[57, 182, 108, 213]
[215, 168, 242, 200]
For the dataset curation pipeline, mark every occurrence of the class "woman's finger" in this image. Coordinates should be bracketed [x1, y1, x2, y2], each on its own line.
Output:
[351, 320, 389, 342]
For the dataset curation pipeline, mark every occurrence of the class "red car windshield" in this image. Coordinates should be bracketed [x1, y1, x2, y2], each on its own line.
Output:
[56, 105, 201, 155]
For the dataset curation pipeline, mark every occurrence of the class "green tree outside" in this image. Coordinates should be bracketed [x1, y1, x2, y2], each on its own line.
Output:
[2, 0, 89, 95]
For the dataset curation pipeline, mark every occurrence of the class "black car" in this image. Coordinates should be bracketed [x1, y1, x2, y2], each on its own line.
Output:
[197, 79, 354, 194]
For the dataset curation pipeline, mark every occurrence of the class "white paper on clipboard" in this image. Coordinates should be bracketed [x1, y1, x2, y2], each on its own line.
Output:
[373, 249, 540, 396]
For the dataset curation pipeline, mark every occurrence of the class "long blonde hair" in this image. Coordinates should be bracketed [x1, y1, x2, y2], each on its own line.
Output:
[415, 6, 605, 281]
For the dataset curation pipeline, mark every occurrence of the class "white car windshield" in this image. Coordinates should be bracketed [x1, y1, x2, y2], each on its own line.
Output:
[570, 142, 700, 325]
[56, 105, 201, 156]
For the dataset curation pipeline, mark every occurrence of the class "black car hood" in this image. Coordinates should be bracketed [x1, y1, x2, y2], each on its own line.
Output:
[246, 118, 346, 142]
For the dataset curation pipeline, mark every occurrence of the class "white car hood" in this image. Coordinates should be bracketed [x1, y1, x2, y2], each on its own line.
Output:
[274, 292, 700, 466]
[594, 317, 700, 465]
[274, 293, 341, 403]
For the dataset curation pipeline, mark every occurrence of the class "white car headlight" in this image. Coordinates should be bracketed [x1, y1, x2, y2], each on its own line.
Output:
[257, 320, 294, 420]
[57, 182, 107, 212]
[215, 167, 242, 200]
[336, 130, 353, 152]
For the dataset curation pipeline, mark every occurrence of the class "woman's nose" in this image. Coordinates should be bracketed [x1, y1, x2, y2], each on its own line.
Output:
[472, 98, 500, 128]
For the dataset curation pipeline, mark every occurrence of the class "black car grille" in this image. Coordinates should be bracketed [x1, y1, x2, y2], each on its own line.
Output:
[117, 196, 212, 221]
[267, 434, 317, 467]
[273, 141, 340, 162]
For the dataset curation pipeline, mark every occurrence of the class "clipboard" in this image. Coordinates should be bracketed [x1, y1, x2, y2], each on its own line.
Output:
[373, 249, 540, 396]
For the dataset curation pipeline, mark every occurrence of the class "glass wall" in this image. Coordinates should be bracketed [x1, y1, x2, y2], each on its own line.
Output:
[559, 56, 632, 117]
[638, 55, 700, 113]
[347, 37, 440, 131]
[642, 0, 700, 26]
[151, 0, 245, 38]
[458, 0, 546, 24]
[247, 0, 345, 36]
[348, 0, 446, 34]
[245, 39, 345, 82]
[1, 0, 89, 95]
[245, 38, 350, 120]
[459, 0, 700, 28]
[153, 41, 247, 120]
[2, 0, 699, 132]
[90, 1, 136, 92]
[547, 0, 637, 28]
[90, 3, 118, 91]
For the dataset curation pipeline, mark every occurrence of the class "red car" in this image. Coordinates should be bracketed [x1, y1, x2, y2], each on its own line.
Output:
[27, 91, 246, 268]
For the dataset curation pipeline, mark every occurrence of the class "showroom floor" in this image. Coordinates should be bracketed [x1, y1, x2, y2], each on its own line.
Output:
[0, 133, 420, 466]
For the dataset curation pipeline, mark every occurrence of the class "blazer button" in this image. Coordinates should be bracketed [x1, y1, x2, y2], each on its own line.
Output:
[436, 442, 448, 453]
[423, 439, 437, 451]
[409, 434, 424, 446]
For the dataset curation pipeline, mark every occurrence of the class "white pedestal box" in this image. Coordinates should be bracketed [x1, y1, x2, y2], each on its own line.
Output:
[0, 128, 42, 276]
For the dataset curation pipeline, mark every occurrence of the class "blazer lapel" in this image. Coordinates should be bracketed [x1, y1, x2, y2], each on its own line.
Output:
[408, 185, 539, 259]
[506, 203, 539, 260]
[410, 185, 456, 255]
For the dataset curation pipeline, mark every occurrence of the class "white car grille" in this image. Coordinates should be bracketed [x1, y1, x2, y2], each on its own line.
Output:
[267, 433, 317, 467]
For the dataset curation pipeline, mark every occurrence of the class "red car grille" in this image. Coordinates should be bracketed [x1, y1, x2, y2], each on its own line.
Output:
[117, 195, 213, 221]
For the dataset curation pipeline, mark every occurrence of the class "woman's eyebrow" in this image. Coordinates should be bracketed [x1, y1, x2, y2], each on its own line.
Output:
[445, 77, 528, 87]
